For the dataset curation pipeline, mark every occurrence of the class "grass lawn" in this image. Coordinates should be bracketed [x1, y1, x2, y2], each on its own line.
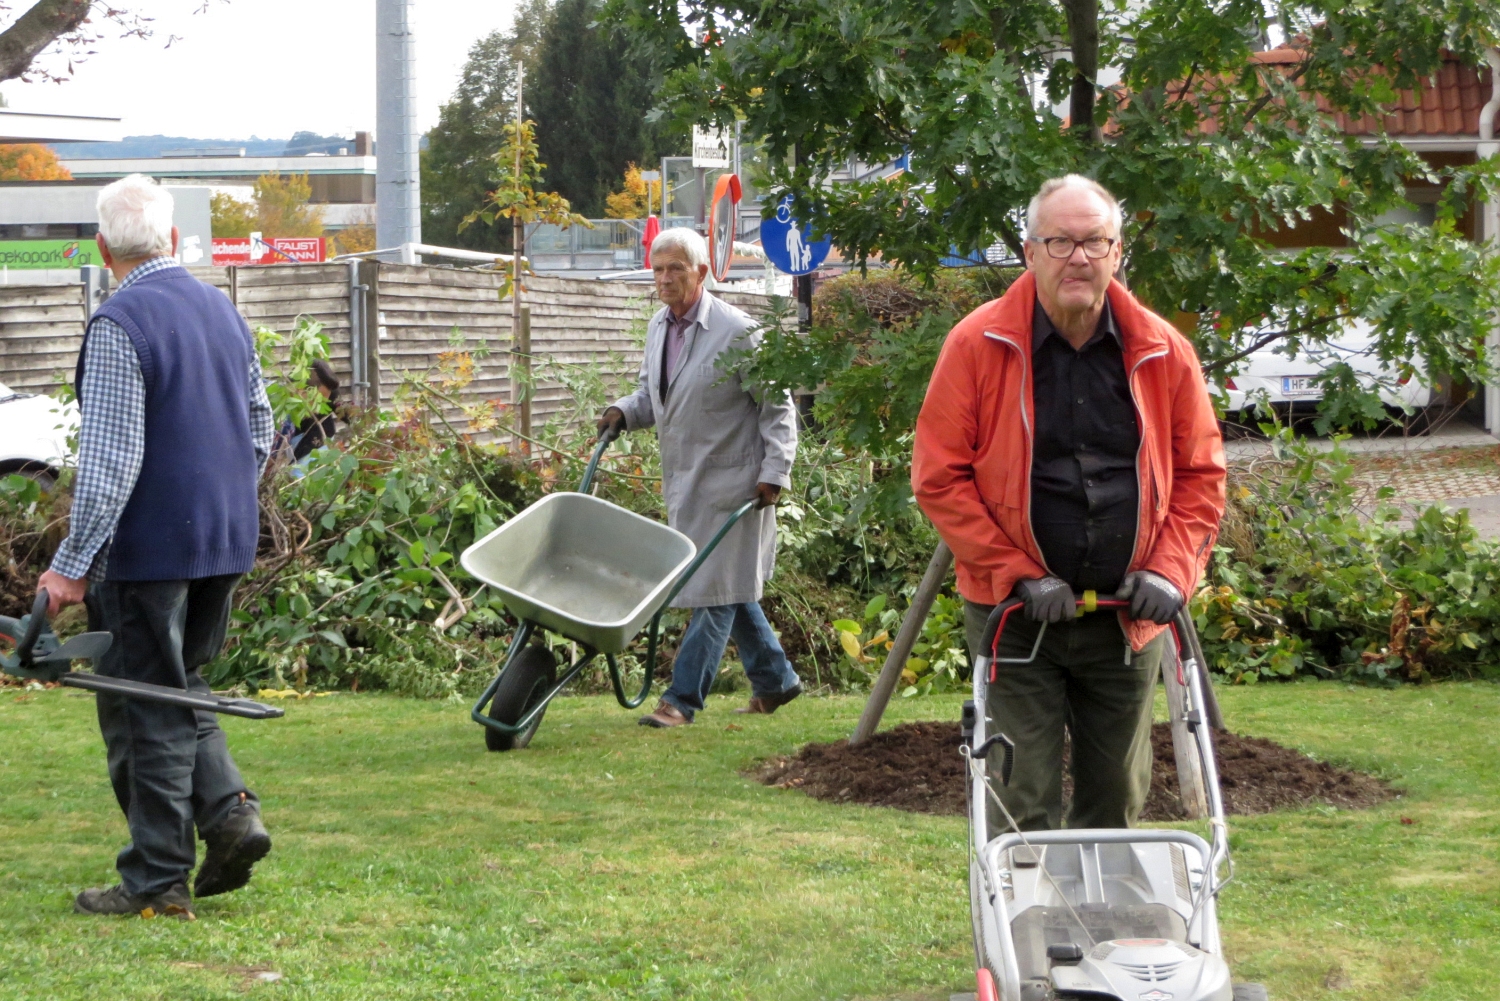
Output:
[0, 681, 1497, 1000]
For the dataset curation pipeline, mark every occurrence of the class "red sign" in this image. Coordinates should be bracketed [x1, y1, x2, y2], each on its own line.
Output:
[212, 236, 326, 266]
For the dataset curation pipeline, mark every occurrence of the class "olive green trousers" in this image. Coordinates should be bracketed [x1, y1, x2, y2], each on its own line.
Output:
[964, 600, 1163, 832]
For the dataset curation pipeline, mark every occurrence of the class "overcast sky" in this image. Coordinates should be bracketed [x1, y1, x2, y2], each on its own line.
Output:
[3, 0, 519, 140]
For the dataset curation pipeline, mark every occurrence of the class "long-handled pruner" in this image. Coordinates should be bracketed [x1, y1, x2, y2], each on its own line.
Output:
[0, 589, 284, 720]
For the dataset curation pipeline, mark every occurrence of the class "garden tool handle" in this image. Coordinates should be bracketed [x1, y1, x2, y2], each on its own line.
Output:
[16, 589, 50, 666]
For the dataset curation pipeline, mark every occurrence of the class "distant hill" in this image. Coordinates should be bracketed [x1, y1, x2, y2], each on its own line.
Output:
[48, 131, 358, 159]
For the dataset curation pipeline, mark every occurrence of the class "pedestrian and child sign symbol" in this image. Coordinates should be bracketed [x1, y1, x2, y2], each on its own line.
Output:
[760, 195, 831, 276]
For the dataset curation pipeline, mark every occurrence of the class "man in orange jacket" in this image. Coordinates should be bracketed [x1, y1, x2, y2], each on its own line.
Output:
[913, 175, 1226, 831]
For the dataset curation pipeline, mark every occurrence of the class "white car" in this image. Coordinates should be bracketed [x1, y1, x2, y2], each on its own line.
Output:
[0, 381, 77, 489]
[1221, 318, 1435, 421]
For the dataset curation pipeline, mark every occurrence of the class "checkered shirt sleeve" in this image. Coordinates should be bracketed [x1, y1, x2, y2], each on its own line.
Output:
[49, 315, 146, 581]
[249, 355, 273, 474]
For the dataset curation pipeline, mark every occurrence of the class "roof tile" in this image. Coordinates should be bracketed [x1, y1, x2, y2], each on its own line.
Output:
[1252, 49, 1495, 136]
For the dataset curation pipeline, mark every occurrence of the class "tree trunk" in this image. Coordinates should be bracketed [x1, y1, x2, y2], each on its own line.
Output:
[1061, 0, 1100, 141]
[0, 0, 91, 83]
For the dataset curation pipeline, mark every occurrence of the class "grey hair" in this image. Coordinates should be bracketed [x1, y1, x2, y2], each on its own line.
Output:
[1025, 174, 1124, 239]
[651, 226, 710, 269]
[97, 174, 175, 259]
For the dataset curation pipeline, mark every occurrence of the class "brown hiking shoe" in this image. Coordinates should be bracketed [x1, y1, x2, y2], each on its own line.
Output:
[638, 699, 691, 728]
[733, 684, 803, 715]
[195, 799, 271, 898]
[74, 881, 195, 920]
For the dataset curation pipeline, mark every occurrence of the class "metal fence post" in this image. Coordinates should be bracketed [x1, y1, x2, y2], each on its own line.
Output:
[348, 259, 369, 407]
[79, 265, 110, 322]
[357, 260, 381, 406]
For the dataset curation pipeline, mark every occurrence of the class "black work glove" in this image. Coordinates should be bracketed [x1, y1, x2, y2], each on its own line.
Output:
[1014, 576, 1076, 624]
[596, 407, 626, 441]
[1116, 570, 1183, 625]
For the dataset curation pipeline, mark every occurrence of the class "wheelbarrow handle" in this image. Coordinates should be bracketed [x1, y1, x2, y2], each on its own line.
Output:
[662, 498, 759, 609]
[635, 497, 760, 705]
[577, 429, 619, 494]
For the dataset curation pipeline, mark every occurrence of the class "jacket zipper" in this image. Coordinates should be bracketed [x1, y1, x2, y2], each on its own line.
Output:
[1128, 348, 1169, 569]
[984, 331, 1050, 574]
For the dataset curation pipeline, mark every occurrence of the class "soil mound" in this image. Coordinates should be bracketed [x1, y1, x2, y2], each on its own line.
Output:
[754, 721, 1395, 819]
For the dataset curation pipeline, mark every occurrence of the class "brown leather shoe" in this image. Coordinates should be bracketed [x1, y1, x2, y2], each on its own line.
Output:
[638, 700, 691, 728]
[733, 684, 803, 715]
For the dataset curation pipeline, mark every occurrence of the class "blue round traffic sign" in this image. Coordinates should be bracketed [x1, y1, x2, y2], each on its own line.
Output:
[760, 195, 832, 276]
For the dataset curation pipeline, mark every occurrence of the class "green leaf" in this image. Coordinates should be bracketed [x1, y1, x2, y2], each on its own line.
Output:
[831, 619, 861, 634]
[409, 541, 426, 564]
[864, 594, 887, 620]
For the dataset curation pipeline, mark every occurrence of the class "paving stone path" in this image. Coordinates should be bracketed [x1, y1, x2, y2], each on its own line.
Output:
[1230, 431, 1500, 539]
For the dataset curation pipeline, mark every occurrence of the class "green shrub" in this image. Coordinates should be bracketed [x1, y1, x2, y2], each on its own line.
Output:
[1197, 430, 1500, 683]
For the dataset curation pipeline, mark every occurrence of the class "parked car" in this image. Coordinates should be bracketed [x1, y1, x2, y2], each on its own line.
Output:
[0, 381, 77, 490]
[1221, 318, 1437, 427]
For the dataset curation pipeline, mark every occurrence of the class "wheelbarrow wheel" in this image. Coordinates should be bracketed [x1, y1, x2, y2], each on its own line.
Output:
[485, 645, 558, 752]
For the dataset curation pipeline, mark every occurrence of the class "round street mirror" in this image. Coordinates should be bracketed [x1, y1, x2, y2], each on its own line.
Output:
[708, 173, 742, 282]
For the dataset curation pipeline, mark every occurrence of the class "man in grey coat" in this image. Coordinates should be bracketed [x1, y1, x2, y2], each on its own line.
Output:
[597, 228, 801, 727]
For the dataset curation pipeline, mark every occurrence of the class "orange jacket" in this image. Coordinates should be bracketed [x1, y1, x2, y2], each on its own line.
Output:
[912, 271, 1227, 650]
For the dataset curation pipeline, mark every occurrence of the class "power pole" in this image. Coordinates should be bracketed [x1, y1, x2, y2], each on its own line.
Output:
[375, 0, 421, 253]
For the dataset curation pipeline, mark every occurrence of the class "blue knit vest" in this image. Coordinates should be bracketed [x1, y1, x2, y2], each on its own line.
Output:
[79, 266, 259, 581]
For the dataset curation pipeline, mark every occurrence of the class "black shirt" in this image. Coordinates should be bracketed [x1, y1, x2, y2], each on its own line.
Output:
[1028, 297, 1141, 593]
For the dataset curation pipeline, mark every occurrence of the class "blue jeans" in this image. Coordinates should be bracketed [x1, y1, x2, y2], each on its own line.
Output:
[661, 602, 800, 720]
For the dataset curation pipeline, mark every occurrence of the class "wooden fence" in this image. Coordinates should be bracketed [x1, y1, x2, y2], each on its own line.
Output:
[0, 263, 770, 438]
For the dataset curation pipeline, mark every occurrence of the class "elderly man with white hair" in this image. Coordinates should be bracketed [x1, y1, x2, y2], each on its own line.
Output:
[597, 227, 801, 728]
[913, 174, 1226, 832]
[37, 174, 274, 919]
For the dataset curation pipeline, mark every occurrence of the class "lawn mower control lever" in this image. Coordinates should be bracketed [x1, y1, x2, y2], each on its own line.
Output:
[0, 589, 284, 720]
[971, 732, 1015, 786]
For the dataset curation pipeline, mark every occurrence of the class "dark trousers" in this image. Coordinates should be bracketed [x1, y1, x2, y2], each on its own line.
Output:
[965, 600, 1162, 832]
[87, 574, 255, 896]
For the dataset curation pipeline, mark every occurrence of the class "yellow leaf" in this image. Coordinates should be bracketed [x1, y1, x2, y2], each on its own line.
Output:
[839, 631, 864, 660]
[868, 630, 889, 646]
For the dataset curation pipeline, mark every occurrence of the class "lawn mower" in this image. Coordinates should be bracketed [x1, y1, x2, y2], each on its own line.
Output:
[1, 588, 285, 719]
[963, 594, 1267, 1001]
[459, 429, 757, 750]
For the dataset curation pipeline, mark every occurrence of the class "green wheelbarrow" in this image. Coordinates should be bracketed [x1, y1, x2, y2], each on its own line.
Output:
[458, 429, 758, 751]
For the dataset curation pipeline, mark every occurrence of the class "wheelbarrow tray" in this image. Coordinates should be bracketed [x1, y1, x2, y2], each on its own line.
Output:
[460, 492, 696, 654]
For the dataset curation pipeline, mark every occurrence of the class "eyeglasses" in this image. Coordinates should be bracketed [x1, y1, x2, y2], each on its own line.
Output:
[1031, 236, 1117, 260]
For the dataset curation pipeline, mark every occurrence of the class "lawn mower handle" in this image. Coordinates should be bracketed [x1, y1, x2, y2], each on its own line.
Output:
[979, 591, 1224, 730]
[980, 592, 1131, 662]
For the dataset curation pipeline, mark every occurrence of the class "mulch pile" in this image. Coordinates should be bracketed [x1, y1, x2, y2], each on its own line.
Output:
[753, 721, 1396, 819]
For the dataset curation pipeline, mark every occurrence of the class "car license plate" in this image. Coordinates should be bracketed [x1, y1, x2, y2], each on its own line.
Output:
[1281, 376, 1320, 398]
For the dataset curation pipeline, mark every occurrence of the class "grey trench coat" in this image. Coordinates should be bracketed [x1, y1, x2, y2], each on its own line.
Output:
[611, 291, 798, 607]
